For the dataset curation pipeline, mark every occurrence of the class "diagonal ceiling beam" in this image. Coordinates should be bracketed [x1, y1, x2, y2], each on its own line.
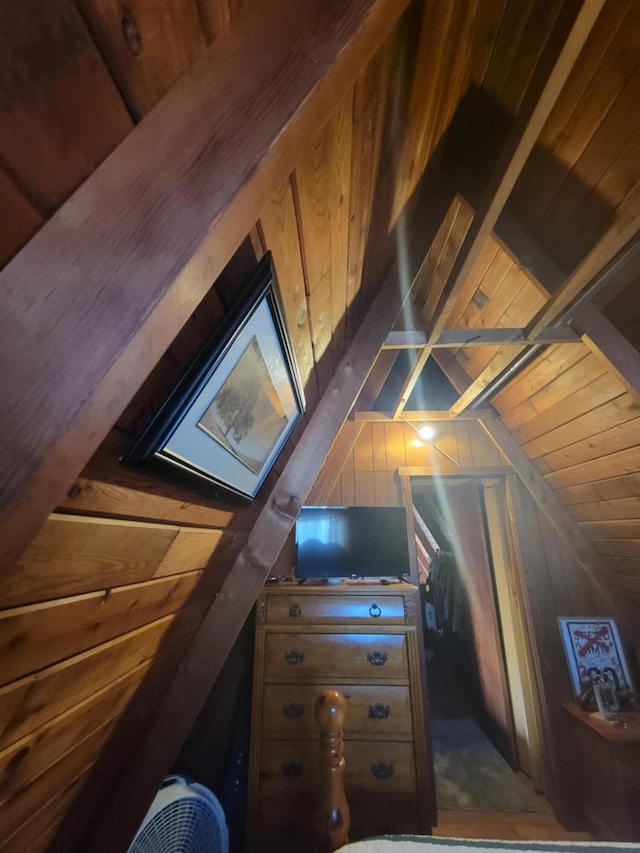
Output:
[427, 0, 604, 343]
[0, 0, 411, 571]
[384, 327, 579, 348]
[447, 210, 640, 415]
[390, 346, 432, 419]
[354, 409, 495, 422]
[526, 199, 640, 337]
[449, 344, 527, 416]
[568, 301, 640, 402]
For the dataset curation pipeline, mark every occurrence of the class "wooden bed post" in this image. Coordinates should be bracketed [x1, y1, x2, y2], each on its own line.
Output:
[315, 689, 350, 852]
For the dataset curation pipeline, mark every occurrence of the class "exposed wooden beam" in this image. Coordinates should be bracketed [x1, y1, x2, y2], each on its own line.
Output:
[591, 237, 640, 309]
[480, 419, 640, 647]
[86, 174, 441, 853]
[568, 302, 640, 402]
[383, 327, 579, 349]
[353, 409, 495, 422]
[390, 346, 432, 419]
[447, 212, 640, 415]
[527, 203, 640, 337]
[0, 0, 411, 571]
[398, 466, 512, 478]
[449, 344, 527, 416]
[427, 0, 604, 342]
[412, 506, 436, 561]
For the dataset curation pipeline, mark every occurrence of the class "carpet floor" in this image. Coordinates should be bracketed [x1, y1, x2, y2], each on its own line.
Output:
[431, 717, 537, 812]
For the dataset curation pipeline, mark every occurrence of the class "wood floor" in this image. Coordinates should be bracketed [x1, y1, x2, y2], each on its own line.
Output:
[434, 777, 592, 842]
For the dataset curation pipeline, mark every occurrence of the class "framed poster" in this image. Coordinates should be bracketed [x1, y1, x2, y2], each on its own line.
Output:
[558, 617, 633, 698]
[125, 253, 305, 501]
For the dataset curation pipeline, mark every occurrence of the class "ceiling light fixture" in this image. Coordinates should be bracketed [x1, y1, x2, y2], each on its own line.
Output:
[400, 416, 460, 467]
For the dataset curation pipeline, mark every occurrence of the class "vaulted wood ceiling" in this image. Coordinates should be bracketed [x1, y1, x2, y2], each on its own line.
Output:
[1, 0, 640, 850]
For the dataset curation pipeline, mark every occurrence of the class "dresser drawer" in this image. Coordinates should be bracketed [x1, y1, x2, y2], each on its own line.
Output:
[266, 593, 406, 625]
[262, 684, 412, 736]
[264, 633, 408, 681]
[260, 739, 416, 794]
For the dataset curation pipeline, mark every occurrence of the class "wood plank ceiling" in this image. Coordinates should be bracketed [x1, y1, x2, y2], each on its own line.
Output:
[1, 1, 640, 851]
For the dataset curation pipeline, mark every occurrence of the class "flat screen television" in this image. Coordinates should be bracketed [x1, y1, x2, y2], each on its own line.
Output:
[295, 505, 410, 579]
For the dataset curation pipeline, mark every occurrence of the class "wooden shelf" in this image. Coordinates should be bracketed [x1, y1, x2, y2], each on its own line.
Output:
[563, 702, 640, 743]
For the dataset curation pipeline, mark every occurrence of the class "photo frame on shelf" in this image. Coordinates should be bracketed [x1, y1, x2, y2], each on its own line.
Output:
[558, 617, 633, 699]
[593, 681, 621, 719]
[125, 253, 305, 501]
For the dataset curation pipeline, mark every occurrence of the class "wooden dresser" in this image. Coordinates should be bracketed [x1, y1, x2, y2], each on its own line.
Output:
[246, 580, 433, 852]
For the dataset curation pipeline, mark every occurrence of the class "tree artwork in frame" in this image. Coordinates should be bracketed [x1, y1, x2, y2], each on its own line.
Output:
[125, 253, 305, 501]
[558, 617, 633, 699]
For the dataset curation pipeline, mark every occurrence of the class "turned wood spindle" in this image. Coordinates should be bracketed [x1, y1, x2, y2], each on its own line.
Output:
[315, 689, 350, 852]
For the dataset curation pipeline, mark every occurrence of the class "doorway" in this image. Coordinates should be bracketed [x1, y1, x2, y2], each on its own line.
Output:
[412, 476, 540, 811]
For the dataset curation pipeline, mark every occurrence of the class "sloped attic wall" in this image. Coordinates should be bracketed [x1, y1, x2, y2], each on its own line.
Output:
[2, 1, 640, 851]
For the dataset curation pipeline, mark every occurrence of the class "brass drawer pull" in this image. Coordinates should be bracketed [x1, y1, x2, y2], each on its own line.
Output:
[289, 603, 302, 617]
[281, 760, 303, 778]
[284, 649, 305, 665]
[367, 650, 387, 666]
[283, 702, 304, 719]
[368, 703, 391, 719]
[371, 761, 394, 780]
[369, 603, 382, 618]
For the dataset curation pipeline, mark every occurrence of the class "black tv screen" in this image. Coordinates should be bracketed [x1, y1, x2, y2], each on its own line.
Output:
[295, 506, 410, 579]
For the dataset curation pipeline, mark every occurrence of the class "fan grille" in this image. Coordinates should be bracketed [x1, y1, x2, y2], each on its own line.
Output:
[130, 792, 226, 853]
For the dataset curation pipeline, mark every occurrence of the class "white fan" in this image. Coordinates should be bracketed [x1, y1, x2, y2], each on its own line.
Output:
[128, 775, 229, 853]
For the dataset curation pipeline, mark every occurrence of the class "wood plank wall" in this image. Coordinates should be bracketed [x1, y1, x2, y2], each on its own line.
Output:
[318, 420, 507, 507]
[505, 475, 601, 825]
[492, 341, 640, 609]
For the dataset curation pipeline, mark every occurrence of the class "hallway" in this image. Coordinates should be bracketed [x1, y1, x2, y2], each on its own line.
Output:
[428, 667, 591, 843]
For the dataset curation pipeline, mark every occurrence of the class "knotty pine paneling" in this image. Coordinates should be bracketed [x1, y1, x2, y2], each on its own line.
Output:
[0, 615, 176, 750]
[327, 420, 507, 507]
[0, 571, 201, 687]
[0, 661, 147, 804]
[3, 514, 224, 607]
[195, 0, 245, 43]
[0, 170, 43, 269]
[0, 1, 133, 214]
[0, 0, 245, 271]
[504, 475, 600, 823]
[346, 38, 393, 339]
[294, 89, 352, 387]
[257, 177, 318, 406]
[509, 0, 640, 272]
[454, 251, 547, 380]
[77, 0, 209, 120]
[0, 716, 118, 845]
[392, 0, 486, 220]
[492, 342, 640, 603]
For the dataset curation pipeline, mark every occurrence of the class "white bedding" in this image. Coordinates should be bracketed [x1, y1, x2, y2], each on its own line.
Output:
[338, 837, 640, 852]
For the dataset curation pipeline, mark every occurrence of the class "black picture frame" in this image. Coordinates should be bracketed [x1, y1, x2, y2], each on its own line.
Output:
[125, 253, 305, 501]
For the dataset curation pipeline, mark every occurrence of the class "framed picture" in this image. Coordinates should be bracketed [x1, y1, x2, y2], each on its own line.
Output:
[558, 617, 633, 699]
[125, 253, 305, 501]
[593, 681, 620, 719]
